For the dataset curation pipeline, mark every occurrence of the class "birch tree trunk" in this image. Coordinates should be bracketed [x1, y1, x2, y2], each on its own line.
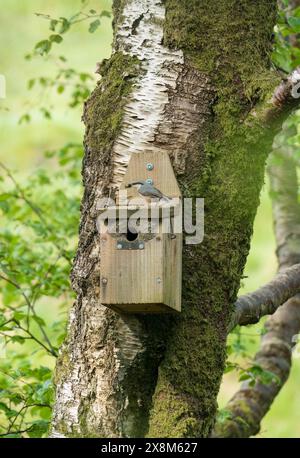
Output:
[51, 0, 282, 438]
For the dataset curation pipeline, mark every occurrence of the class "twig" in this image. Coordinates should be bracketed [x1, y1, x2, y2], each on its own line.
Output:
[0, 273, 57, 356]
[0, 161, 72, 264]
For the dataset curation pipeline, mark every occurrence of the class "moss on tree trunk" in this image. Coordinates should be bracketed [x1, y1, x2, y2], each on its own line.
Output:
[52, 0, 281, 438]
[147, 0, 279, 437]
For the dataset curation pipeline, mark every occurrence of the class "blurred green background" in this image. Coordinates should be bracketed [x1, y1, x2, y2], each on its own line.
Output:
[0, 0, 299, 438]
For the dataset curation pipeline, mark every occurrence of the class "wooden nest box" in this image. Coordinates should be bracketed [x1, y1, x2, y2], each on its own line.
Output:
[99, 151, 182, 313]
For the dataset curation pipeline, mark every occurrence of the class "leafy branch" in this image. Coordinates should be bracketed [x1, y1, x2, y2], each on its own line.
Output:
[0, 0, 104, 438]
[33, 2, 111, 56]
[0, 161, 72, 264]
[0, 273, 57, 356]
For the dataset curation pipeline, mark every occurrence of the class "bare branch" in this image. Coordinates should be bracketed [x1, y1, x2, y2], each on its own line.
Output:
[16, 321, 57, 357]
[230, 264, 300, 330]
[251, 67, 300, 128]
[6, 403, 51, 435]
[268, 68, 300, 118]
[213, 140, 300, 438]
[214, 295, 300, 438]
[0, 427, 33, 437]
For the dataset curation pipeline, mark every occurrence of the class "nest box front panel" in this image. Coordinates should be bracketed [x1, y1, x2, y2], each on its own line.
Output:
[118, 151, 181, 205]
[99, 151, 182, 314]
[100, 229, 167, 312]
[99, 220, 181, 313]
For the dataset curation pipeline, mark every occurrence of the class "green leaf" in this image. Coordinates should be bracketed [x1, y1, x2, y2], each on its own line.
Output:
[18, 113, 31, 124]
[224, 361, 237, 374]
[50, 19, 58, 31]
[49, 34, 63, 44]
[4, 433, 22, 438]
[32, 315, 46, 327]
[100, 11, 111, 18]
[217, 409, 233, 424]
[40, 108, 52, 120]
[28, 420, 49, 438]
[0, 193, 11, 201]
[0, 401, 10, 414]
[31, 404, 51, 420]
[57, 85, 65, 94]
[9, 393, 23, 405]
[288, 16, 300, 31]
[89, 19, 100, 33]
[6, 408, 18, 419]
[11, 336, 26, 345]
[13, 311, 27, 322]
[35, 40, 52, 55]
[59, 18, 70, 34]
[27, 79, 35, 90]
[239, 373, 251, 382]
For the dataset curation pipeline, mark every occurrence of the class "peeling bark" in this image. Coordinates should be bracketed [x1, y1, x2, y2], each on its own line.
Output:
[111, 1, 184, 186]
[51, 0, 287, 438]
[51, 0, 213, 438]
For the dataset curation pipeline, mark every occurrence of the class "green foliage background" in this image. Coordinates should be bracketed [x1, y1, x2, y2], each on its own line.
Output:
[0, 0, 299, 438]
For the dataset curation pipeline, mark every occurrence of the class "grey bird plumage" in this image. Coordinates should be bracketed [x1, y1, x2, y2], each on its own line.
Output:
[125, 180, 176, 238]
[125, 181, 170, 201]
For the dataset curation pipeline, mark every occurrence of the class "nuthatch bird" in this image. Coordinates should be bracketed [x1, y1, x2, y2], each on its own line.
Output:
[125, 180, 171, 202]
[125, 181, 176, 238]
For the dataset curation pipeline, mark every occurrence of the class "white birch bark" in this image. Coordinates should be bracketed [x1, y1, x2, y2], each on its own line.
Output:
[51, 0, 207, 437]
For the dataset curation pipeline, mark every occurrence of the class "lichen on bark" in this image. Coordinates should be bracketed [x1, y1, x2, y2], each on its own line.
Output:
[52, 50, 147, 437]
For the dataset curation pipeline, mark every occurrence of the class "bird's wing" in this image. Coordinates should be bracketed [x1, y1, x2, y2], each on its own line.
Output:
[141, 185, 163, 198]
[153, 188, 164, 198]
[152, 187, 170, 199]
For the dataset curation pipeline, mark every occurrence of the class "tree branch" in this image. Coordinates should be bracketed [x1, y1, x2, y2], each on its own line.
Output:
[230, 263, 300, 330]
[267, 68, 300, 120]
[251, 67, 300, 128]
[213, 139, 300, 438]
[0, 161, 72, 264]
[0, 427, 33, 437]
[0, 273, 57, 357]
